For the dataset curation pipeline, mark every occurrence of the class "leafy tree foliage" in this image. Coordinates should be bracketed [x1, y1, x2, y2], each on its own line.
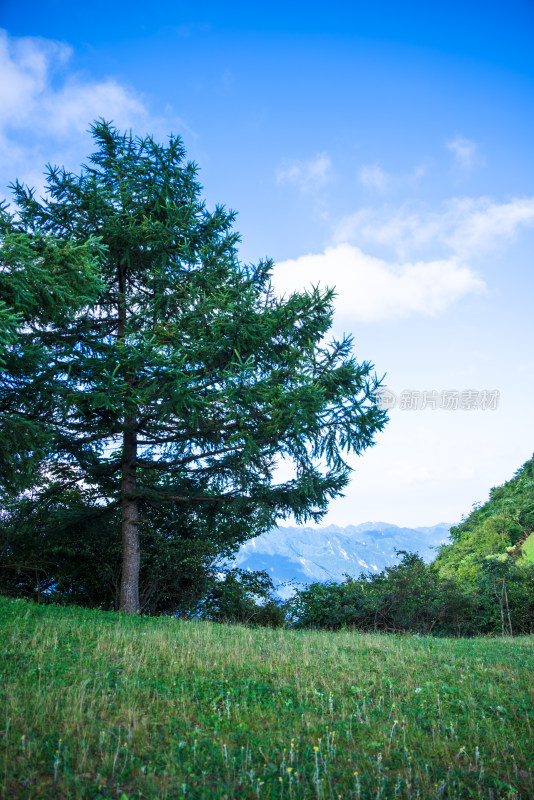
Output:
[1, 121, 386, 613]
[435, 455, 534, 586]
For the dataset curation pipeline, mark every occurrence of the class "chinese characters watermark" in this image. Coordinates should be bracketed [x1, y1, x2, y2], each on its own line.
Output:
[376, 389, 500, 411]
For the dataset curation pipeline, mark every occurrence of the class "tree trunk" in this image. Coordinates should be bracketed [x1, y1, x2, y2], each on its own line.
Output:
[494, 577, 505, 637]
[503, 578, 513, 637]
[117, 266, 140, 614]
[120, 414, 140, 613]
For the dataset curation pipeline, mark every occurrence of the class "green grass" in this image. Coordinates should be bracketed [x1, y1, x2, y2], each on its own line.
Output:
[520, 532, 534, 564]
[1, 597, 533, 799]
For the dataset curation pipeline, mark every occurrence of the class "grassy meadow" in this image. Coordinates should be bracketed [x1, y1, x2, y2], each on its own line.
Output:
[0, 597, 533, 800]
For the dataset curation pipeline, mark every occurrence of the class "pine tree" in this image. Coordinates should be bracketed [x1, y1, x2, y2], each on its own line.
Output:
[5, 121, 387, 613]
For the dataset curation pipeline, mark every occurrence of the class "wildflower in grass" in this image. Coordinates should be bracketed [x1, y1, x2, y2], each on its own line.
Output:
[53, 739, 62, 781]
[353, 770, 361, 799]
[313, 746, 320, 789]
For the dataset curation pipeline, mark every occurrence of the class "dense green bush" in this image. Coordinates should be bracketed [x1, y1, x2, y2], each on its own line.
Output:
[198, 568, 285, 627]
[288, 551, 534, 636]
[290, 552, 470, 635]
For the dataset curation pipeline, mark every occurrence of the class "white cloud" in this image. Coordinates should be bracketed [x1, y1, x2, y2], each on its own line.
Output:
[447, 197, 534, 255]
[335, 197, 534, 260]
[359, 163, 391, 191]
[40, 79, 148, 139]
[276, 152, 332, 193]
[273, 244, 485, 323]
[0, 29, 185, 193]
[0, 29, 148, 135]
[358, 162, 427, 193]
[446, 135, 478, 169]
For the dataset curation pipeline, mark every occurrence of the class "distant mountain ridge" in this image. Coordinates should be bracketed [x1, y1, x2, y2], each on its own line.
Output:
[229, 522, 452, 598]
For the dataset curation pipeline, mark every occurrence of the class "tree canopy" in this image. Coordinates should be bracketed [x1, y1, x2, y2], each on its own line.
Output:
[435, 454, 534, 585]
[0, 121, 387, 613]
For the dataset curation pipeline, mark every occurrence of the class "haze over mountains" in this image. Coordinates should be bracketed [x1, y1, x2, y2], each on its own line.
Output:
[230, 523, 452, 598]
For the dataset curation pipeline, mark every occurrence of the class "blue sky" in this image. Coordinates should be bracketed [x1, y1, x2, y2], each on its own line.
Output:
[1, 0, 533, 526]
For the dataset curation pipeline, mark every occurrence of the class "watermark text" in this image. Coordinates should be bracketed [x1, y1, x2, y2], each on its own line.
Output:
[376, 389, 500, 411]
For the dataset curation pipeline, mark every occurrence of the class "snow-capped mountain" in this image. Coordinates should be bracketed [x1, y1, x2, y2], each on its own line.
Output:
[228, 522, 452, 598]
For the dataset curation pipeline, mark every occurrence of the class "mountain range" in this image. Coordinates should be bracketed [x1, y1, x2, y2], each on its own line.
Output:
[228, 522, 453, 598]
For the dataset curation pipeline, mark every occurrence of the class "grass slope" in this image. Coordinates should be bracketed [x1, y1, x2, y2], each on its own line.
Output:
[520, 532, 534, 564]
[1, 597, 533, 800]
